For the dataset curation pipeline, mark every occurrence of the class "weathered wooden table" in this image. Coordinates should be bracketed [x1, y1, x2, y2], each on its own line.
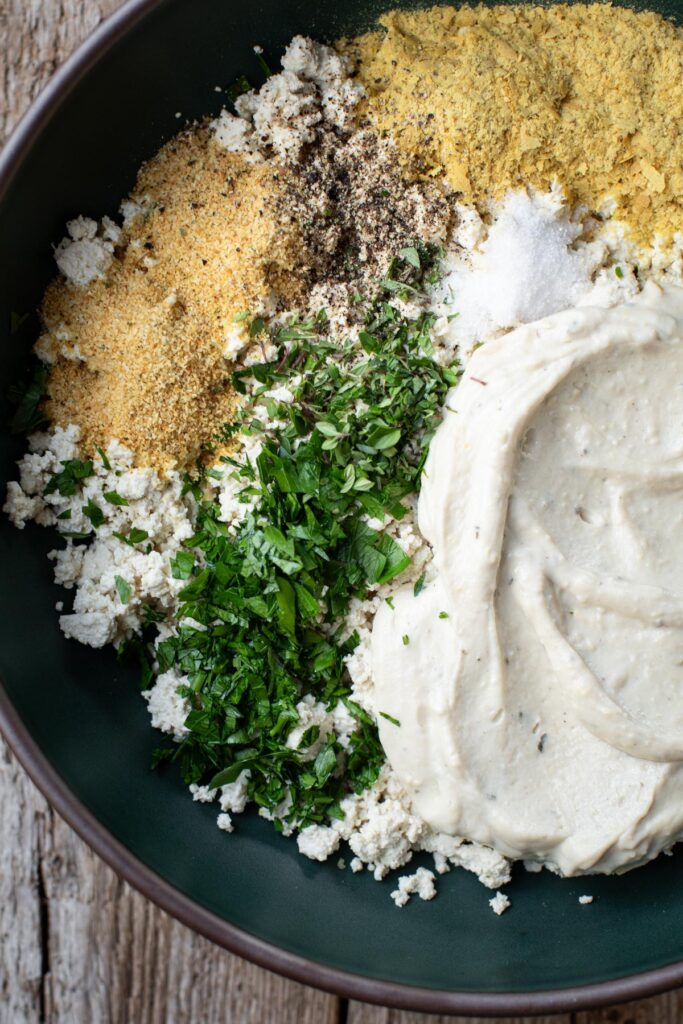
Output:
[2, 3, 682, 1021]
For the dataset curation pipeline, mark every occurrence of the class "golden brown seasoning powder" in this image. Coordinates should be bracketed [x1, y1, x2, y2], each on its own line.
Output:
[346, 4, 683, 243]
[41, 129, 305, 470]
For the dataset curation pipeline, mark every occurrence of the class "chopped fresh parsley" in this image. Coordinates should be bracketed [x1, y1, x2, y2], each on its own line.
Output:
[96, 445, 112, 471]
[44, 459, 93, 497]
[253, 47, 273, 79]
[379, 711, 401, 727]
[225, 74, 252, 105]
[170, 550, 195, 579]
[103, 490, 129, 506]
[142, 603, 166, 626]
[113, 527, 149, 547]
[115, 575, 132, 605]
[148, 247, 458, 831]
[82, 499, 105, 529]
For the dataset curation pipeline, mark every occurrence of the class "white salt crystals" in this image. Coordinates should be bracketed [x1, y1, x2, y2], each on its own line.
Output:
[432, 188, 602, 354]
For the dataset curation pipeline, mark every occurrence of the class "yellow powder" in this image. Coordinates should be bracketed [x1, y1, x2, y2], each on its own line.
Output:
[346, 4, 683, 242]
[42, 128, 304, 470]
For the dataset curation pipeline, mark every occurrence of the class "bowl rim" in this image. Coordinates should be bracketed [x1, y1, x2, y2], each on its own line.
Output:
[3, 0, 683, 1014]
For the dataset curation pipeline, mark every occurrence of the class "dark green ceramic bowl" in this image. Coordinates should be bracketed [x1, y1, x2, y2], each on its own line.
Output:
[2, 0, 683, 1014]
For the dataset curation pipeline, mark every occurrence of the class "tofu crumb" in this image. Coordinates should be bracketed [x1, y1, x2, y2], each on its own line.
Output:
[350, 857, 363, 873]
[337, 858, 346, 870]
[489, 891, 511, 916]
[579, 895, 594, 905]
[390, 866, 436, 908]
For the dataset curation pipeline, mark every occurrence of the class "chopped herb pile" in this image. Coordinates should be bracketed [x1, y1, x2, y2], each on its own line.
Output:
[146, 248, 459, 830]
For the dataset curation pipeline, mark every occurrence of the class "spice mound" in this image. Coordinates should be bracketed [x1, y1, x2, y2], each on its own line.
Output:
[40, 130, 303, 470]
[347, 3, 683, 243]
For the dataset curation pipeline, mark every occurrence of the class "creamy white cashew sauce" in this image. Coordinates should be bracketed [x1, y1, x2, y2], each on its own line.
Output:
[372, 282, 683, 876]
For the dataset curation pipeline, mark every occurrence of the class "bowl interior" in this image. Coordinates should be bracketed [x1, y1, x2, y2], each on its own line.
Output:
[2, 0, 683, 1004]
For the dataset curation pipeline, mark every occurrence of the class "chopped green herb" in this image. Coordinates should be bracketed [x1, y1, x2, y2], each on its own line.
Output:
[57, 509, 72, 521]
[148, 246, 459, 830]
[398, 246, 421, 269]
[225, 75, 252, 105]
[113, 527, 150, 547]
[96, 445, 112, 471]
[402, 634, 410, 645]
[253, 47, 273, 79]
[386, 596, 395, 609]
[379, 711, 401, 727]
[170, 550, 195, 579]
[413, 571, 426, 597]
[82, 499, 105, 528]
[44, 459, 93, 497]
[249, 316, 266, 338]
[438, 610, 449, 619]
[103, 490, 129, 506]
[615, 265, 624, 279]
[142, 603, 166, 625]
[115, 575, 132, 604]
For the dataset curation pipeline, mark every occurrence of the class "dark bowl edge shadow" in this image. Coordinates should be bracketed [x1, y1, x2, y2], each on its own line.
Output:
[2, 0, 683, 1015]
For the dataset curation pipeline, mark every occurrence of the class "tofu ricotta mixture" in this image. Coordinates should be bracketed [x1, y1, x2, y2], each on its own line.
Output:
[5, 4, 683, 911]
[373, 282, 683, 876]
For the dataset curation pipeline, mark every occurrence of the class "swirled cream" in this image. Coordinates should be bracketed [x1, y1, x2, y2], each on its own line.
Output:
[372, 281, 683, 876]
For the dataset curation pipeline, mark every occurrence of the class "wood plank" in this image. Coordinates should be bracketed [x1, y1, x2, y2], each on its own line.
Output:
[0, 741, 48, 1023]
[347, 1002, 571, 1024]
[1, 0, 124, 141]
[44, 806, 339, 1024]
[0, 739, 340, 1024]
[575, 992, 683, 1024]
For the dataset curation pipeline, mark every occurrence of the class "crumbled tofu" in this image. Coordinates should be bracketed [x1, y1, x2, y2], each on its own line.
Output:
[189, 784, 217, 803]
[218, 771, 251, 814]
[285, 695, 336, 760]
[297, 824, 341, 862]
[211, 36, 363, 163]
[579, 894, 594, 905]
[390, 867, 436, 908]
[4, 428, 195, 648]
[53, 216, 120, 286]
[142, 669, 190, 740]
[489, 891, 511, 916]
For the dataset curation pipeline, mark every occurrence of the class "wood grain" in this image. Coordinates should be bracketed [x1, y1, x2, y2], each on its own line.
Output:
[0, 1, 681, 1021]
[346, 1006, 571, 1023]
